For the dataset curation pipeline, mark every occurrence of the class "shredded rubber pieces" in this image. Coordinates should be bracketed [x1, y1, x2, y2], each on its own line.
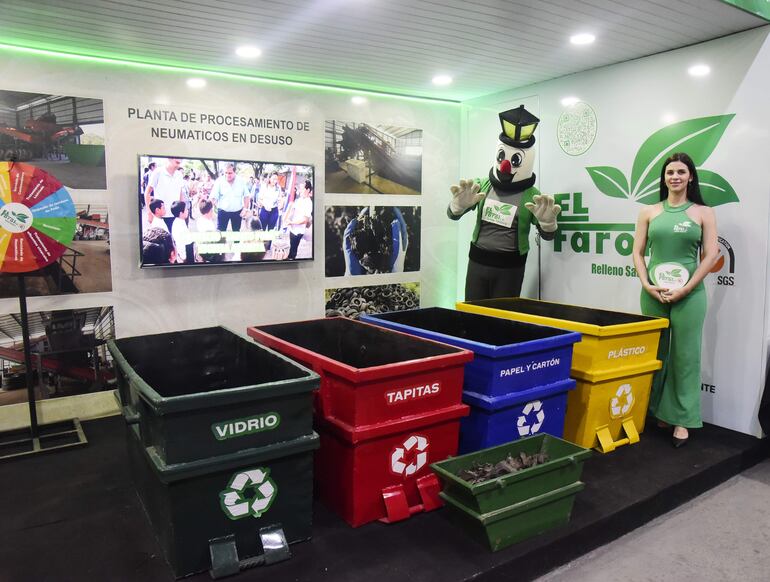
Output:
[325, 284, 418, 319]
[457, 451, 550, 484]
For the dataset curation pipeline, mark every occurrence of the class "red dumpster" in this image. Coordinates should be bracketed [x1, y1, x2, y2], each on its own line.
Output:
[247, 317, 473, 527]
[316, 405, 467, 527]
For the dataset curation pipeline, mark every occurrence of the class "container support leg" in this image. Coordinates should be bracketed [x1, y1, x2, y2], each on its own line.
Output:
[380, 474, 444, 524]
[416, 473, 443, 512]
[595, 418, 641, 454]
[622, 418, 640, 445]
[209, 526, 290, 579]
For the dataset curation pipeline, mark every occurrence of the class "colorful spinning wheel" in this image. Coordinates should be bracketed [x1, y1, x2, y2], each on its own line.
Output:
[0, 161, 76, 273]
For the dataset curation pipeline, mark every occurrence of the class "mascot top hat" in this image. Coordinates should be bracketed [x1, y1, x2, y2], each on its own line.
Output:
[498, 105, 540, 148]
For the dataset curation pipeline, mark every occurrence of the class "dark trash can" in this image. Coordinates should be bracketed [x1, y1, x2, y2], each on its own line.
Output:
[108, 326, 318, 465]
[127, 424, 319, 578]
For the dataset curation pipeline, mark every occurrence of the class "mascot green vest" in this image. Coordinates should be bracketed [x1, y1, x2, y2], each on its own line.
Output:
[448, 105, 561, 300]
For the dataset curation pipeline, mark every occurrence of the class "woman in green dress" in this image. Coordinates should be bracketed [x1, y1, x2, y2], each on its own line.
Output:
[632, 152, 719, 447]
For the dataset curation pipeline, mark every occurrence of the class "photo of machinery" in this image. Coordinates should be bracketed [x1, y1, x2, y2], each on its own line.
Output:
[0, 89, 106, 189]
[325, 120, 422, 194]
[0, 306, 115, 407]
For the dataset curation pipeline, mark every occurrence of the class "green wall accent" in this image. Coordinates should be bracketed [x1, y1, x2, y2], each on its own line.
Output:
[720, 0, 770, 21]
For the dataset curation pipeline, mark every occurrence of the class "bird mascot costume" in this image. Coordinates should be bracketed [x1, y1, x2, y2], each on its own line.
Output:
[448, 105, 561, 300]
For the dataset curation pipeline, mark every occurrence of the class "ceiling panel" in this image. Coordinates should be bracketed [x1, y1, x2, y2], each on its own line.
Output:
[0, 0, 766, 100]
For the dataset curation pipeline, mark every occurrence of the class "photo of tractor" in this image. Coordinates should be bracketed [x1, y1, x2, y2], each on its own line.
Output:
[0, 90, 106, 189]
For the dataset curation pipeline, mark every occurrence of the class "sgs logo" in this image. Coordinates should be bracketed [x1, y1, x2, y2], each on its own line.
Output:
[710, 236, 735, 286]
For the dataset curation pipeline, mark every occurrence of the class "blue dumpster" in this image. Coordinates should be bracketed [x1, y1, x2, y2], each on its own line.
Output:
[458, 378, 576, 454]
[361, 308, 580, 396]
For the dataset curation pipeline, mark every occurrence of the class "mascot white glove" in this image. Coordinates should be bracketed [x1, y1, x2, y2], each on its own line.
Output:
[449, 179, 485, 216]
[524, 194, 561, 232]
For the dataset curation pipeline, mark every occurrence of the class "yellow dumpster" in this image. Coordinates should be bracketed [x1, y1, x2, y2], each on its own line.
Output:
[456, 298, 668, 453]
[567, 360, 662, 453]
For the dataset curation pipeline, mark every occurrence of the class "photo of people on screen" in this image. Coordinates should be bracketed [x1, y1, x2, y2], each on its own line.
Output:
[139, 156, 314, 267]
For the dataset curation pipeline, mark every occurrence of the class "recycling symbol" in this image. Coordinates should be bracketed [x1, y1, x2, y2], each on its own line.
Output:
[610, 383, 634, 419]
[517, 400, 545, 436]
[390, 434, 428, 476]
[219, 467, 277, 520]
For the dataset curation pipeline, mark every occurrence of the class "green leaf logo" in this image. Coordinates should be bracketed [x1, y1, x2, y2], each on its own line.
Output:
[498, 204, 513, 215]
[671, 268, 682, 276]
[12, 211, 28, 223]
[630, 114, 734, 198]
[586, 166, 629, 199]
[698, 169, 740, 207]
[585, 114, 739, 206]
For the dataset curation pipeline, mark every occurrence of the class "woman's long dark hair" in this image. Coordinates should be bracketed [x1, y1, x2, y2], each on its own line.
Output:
[659, 152, 706, 205]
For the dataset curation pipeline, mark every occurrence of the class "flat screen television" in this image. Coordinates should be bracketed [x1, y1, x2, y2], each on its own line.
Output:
[138, 155, 315, 267]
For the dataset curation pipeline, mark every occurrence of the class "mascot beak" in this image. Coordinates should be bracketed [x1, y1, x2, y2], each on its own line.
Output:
[498, 159, 512, 175]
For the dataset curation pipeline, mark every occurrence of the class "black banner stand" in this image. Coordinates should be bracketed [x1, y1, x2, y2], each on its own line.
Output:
[0, 275, 87, 461]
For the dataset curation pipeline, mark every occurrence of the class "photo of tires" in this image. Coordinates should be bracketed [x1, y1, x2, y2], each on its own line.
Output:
[325, 283, 420, 319]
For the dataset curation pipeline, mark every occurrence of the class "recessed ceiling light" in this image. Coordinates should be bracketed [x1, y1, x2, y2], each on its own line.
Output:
[570, 33, 595, 46]
[236, 45, 262, 59]
[351, 96, 368, 105]
[432, 74, 453, 86]
[688, 64, 710, 77]
[186, 78, 207, 89]
[561, 96, 580, 107]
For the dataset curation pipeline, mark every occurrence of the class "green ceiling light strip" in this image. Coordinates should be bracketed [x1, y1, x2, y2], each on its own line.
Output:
[0, 42, 461, 106]
[719, 0, 770, 21]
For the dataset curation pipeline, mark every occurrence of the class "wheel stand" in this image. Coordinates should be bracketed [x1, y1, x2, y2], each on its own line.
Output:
[0, 275, 87, 462]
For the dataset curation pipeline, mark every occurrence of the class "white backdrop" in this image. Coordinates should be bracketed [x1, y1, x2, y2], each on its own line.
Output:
[462, 27, 770, 437]
[0, 50, 462, 340]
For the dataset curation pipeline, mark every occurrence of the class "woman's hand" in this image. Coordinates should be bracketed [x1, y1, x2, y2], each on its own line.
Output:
[660, 287, 688, 304]
[645, 284, 669, 303]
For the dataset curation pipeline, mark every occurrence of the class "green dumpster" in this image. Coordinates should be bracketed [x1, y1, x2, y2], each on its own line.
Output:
[431, 434, 590, 551]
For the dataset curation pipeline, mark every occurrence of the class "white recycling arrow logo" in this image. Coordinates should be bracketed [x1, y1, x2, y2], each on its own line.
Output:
[517, 400, 545, 436]
[390, 434, 428, 476]
[609, 383, 635, 418]
[219, 467, 277, 520]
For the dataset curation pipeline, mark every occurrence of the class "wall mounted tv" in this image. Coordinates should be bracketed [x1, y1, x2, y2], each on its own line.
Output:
[139, 155, 315, 268]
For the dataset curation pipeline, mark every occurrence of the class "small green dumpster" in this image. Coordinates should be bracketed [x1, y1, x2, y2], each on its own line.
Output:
[431, 434, 591, 551]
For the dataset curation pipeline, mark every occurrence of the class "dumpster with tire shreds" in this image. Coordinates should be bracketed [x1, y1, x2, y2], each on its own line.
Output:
[108, 326, 319, 465]
[361, 308, 581, 453]
[247, 317, 473, 526]
[126, 423, 319, 578]
[456, 298, 668, 453]
[431, 434, 591, 551]
[360, 308, 580, 396]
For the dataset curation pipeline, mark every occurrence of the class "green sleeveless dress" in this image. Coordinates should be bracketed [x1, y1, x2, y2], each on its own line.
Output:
[640, 200, 706, 428]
